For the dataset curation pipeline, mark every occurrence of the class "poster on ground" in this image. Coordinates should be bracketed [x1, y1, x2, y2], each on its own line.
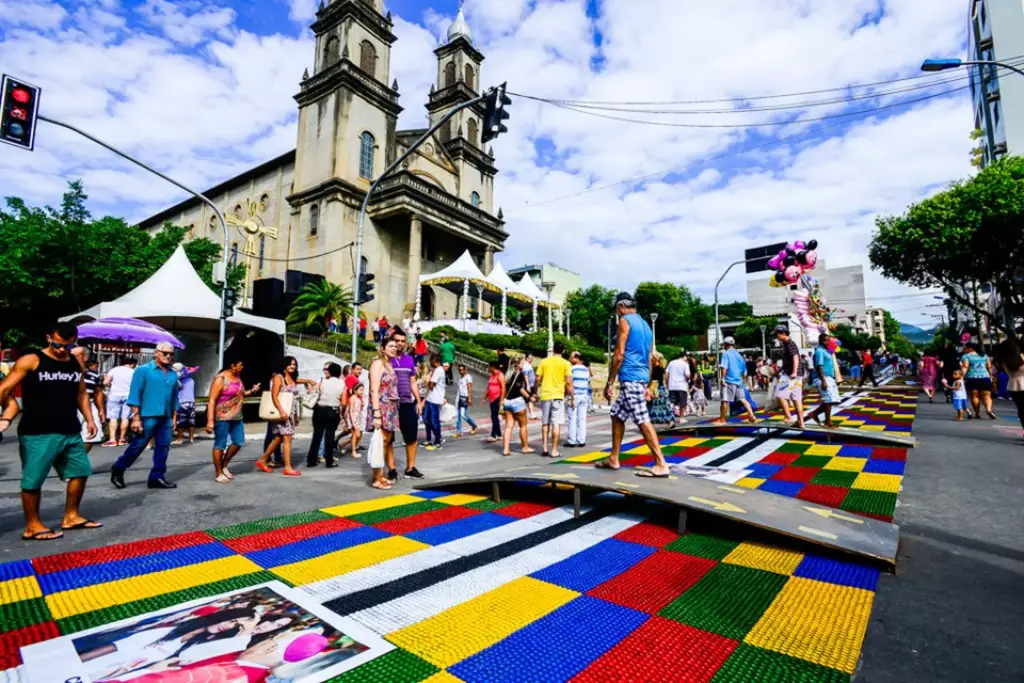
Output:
[21, 581, 392, 683]
[670, 464, 752, 484]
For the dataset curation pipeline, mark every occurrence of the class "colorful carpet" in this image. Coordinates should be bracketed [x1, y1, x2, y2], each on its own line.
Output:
[1, 491, 878, 682]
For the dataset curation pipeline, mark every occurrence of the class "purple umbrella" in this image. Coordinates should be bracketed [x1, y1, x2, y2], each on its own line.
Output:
[76, 317, 184, 349]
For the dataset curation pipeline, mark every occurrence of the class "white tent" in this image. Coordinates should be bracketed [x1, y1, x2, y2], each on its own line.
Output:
[61, 246, 286, 336]
[513, 274, 562, 331]
[481, 261, 532, 327]
[415, 250, 499, 325]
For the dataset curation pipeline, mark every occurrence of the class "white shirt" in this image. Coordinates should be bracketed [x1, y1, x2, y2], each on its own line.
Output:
[457, 374, 473, 399]
[106, 365, 135, 396]
[401, 317, 412, 333]
[427, 366, 446, 404]
[666, 359, 690, 391]
[317, 377, 345, 407]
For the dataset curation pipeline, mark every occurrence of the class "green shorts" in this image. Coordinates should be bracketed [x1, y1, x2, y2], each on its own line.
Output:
[18, 434, 93, 491]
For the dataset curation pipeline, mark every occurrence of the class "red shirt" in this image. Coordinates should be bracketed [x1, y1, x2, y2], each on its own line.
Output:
[862, 351, 872, 366]
[345, 374, 359, 392]
[414, 339, 428, 355]
[359, 319, 367, 330]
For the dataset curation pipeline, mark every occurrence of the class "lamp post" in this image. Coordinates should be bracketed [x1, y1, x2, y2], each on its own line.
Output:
[759, 324, 767, 358]
[650, 312, 659, 351]
[921, 57, 1024, 79]
[714, 257, 761, 394]
[566, 309, 572, 339]
[542, 281, 556, 351]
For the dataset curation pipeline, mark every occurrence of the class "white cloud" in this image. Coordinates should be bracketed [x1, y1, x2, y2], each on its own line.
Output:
[134, 0, 236, 46]
[0, 0, 66, 29]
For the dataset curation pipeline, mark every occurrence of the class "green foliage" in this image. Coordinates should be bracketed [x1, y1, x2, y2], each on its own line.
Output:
[422, 326, 605, 365]
[286, 280, 354, 334]
[870, 156, 1024, 334]
[832, 324, 882, 353]
[564, 285, 617, 347]
[733, 316, 781, 350]
[716, 301, 753, 321]
[882, 310, 919, 360]
[0, 181, 242, 346]
[634, 282, 710, 345]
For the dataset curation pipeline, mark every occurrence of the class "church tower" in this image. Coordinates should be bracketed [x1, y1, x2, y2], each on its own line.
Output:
[287, 0, 403, 283]
[426, 3, 497, 212]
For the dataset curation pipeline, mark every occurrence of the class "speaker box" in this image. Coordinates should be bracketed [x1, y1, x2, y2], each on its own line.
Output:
[253, 278, 286, 320]
[285, 269, 324, 294]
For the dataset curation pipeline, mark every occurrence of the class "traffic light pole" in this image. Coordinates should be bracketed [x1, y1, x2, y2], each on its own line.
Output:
[38, 115, 233, 370]
[351, 91, 488, 362]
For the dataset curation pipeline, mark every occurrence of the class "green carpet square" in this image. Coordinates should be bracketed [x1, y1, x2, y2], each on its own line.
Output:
[348, 500, 447, 525]
[659, 564, 789, 640]
[791, 454, 832, 469]
[774, 442, 812, 454]
[326, 648, 440, 682]
[466, 498, 515, 512]
[207, 510, 334, 540]
[712, 644, 851, 683]
[840, 489, 897, 517]
[810, 470, 858, 488]
[0, 597, 52, 631]
[664, 532, 740, 561]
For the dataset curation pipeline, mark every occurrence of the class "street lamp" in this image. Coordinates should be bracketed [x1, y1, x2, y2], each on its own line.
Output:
[542, 281, 556, 351]
[759, 324, 767, 358]
[650, 312, 659, 350]
[566, 309, 572, 339]
[921, 58, 1024, 79]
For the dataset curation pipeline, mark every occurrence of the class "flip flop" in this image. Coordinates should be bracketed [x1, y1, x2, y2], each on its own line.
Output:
[634, 470, 670, 479]
[61, 520, 103, 531]
[23, 529, 64, 541]
[255, 461, 274, 473]
[595, 460, 620, 470]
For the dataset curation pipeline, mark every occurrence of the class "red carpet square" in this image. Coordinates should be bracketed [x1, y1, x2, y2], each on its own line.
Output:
[589, 550, 716, 614]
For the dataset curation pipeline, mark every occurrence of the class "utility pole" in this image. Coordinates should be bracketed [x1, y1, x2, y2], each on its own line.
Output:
[542, 281, 556, 351]
[650, 313, 659, 351]
[759, 324, 767, 358]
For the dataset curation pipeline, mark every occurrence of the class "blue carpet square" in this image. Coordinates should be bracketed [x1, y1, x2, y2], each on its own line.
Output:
[450, 596, 649, 682]
[862, 459, 905, 475]
[745, 463, 783, 479]
[409, 490, 453, 499]
[532, 539, 655, 592]
[0, 559, 34, 581]
[757, 480, 805, 497]
[838, 445, 874, 458]
[247, 526, 389, 568]
[406, 511, 515, 545]
[794, 555, 880, 591]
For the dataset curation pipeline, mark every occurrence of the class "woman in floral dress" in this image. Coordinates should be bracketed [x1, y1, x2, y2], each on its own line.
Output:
[367, 337, 401, 489]
[256, 356, 316, 476]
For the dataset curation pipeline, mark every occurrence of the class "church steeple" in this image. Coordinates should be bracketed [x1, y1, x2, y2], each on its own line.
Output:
[427, 1, 486, 148]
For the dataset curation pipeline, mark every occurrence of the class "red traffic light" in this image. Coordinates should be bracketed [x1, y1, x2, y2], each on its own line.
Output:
[11, 88, 30, 104]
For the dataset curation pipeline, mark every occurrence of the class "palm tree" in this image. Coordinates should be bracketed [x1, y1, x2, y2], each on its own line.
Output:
[286, 280, 354, 333]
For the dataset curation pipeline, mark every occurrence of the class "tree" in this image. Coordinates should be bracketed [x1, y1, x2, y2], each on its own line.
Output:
[870, 156, 1024, 335]
[634, 282, 709, 345]
[287, 280, 354, 333]
[716, 301, 753, 321]
[832, 324, 882, 353]
[882, 310, 918, 360]
[733, 316, 781, 350]
[0, 181, 242, 346]
[563, 285, 616, 348]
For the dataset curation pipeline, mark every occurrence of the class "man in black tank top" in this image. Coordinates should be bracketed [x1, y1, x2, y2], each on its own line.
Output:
[0, 322, 101, 541]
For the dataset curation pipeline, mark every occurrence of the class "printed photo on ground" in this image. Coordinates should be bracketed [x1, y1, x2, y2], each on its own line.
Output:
[21, 581, 392, 683]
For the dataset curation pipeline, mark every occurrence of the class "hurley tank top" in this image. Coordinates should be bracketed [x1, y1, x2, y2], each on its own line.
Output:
[619, 313, 653, 383]
[19, 350, 83, 436]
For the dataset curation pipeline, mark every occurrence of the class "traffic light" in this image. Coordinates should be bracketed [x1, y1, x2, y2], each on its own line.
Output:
[222, 289, 237, 318]
[357, 271, 376, 306]
[481, 82, 511, 144]
[1, 75, 41, 151]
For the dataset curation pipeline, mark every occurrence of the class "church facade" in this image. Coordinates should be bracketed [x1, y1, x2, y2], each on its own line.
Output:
[139, 0, 506, 321]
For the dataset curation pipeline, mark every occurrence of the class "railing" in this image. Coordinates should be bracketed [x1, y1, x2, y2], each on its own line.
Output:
[373, 173, 504, 232]
[424, 339, 489, 375]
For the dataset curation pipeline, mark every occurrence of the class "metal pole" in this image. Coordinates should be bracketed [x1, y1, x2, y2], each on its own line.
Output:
[39, 115, 232, 369]
[714, 259, 751, 394]
[650, 312, 659, 351]
[352, 93, 489, 362]
[542, 281, 556, 350]
[957, 59, 1024, 80]
[759, 324, 767, 358]
[566, 310, 571, 339]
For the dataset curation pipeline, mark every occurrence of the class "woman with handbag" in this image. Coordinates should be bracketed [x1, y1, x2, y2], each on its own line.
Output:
[501, 360, 536, 457]
[306, 363, 345, 468]
[205, 356, 260, 483]
[367, 337, 401, 489]
[256, 356, 316, 476]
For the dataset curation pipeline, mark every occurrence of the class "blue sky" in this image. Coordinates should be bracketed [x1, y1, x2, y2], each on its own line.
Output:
[0, 0, 973, 324]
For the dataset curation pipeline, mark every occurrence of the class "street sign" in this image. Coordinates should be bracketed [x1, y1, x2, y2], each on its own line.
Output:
[744, 242, 788, 274]
[0, 75, 41, 151]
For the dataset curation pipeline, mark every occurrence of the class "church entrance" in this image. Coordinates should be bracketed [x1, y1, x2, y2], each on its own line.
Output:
[419, 285, 436, 320]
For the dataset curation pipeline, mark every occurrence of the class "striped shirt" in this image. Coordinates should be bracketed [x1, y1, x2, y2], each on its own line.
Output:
[571, 364, 590, 396]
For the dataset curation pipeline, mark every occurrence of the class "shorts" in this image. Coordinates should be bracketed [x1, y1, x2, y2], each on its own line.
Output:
[503, 397, 527, 415]
[814, 376, 841, 404]
[79, 404, 103, 443]
[213, 420, 246, 450]
[18, 433, 93, 490]
[721, 383, 744, 403]
[106, 395, 130, 420]
[775, 374, 803, 402]
[669, 390, 688, 409]
[952, 397, 969, 411]
[610, 381, 651, 426]
[965, 377, 993, 393]
[399, 402, 419, 444]
[541, 399, 565, 425]
[177, 402, 196, 428]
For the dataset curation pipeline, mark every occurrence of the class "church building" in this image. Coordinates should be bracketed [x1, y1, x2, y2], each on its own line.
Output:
[139, 0, 507, 321]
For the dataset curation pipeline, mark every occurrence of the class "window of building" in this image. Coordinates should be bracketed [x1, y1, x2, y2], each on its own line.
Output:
[994, 100, 1000, 125]
[258, 235, 265, 274]
[359, 40, 377, 77]
[324, 35, 340, 67]
[230, 242, 239, 265]
[467, 118, 478, 145]
[470, 191, 481, 208]
[309, 204, 319, 237]
[359, 131, 375, 179]
[444, 61, 456, 87]
[464, 64, 475, 90]
[234, 203, 243, 219]
[209, 215, 218, 232]
[980, 1, 986, 26]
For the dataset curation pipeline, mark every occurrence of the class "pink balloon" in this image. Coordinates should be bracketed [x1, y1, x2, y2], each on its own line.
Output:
[767, 257, 781, 270]
[804, 250, 818, 269]
[784, 265, 801, 283]
[793, 240, 806, 250]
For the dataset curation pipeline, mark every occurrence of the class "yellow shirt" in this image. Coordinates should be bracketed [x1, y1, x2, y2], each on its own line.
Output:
[537, 356, 572, 401]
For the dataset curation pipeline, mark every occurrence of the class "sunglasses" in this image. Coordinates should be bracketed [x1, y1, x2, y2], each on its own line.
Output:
[48, 341, 77, 351]
[156, 350, 175, 357]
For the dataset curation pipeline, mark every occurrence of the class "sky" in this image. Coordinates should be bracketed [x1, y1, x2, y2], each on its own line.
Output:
[0, 0, 976, 326]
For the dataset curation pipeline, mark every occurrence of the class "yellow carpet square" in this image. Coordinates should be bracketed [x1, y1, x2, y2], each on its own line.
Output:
[677, 438, 708, 447]
[860, 425, 886, 432]
[805, 444, 841, 457]
[842, 420, 866, 426]
[746, 577, 874, 674]
[273, 536, 428, 586]
[723, 542, 803, 575]
[388, 577, 577, 667]
[852, 472, 902, 493]
[562, 451, 613, 463]
[322, 494, 424, 518]
[736, 477, 766, 489]
[623, 444, 651, 455]
[423, 673, 465, 683]
[0, 576, 42, 605]
[433, 493, 488, 506]
[823, 457, 866, 472]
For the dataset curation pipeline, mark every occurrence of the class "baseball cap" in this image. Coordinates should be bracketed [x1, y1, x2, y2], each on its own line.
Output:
[614, 291, 635, 305]
[773, 325, 788, 335]
[723, 336, 736, 345]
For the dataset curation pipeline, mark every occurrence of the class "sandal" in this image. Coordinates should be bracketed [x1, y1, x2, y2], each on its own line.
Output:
[635, 469, 670, 479]
[521, 448, 536, 454]
[503, 451, 512, 457]
[595, 460, 620, 471]
[61, 519, 103, 531]
[372, 481, 393, 490]
[282, 469, 302, 477]
[23, 529, 63, 541]
[223, 468, 234, 480]
[215, 474, 231, 484]
[255, 461, 274, 474]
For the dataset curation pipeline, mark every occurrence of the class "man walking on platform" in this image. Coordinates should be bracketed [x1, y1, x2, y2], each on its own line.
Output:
[0, 322, 100, 541]
[713, 337, 757, 425]
[595, 292, 670, 478]
[773, 325, 805, 428]
[860, 349, 878, 387]
[111, 342, 181, 490]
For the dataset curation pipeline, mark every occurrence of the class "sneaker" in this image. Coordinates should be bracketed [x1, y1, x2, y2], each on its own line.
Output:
[425, 444, 442, 451]
[454, 432, 462, 438]
[405, 467, 425, 479]
[470, 427, 478, 435]
[387, 469, 398, 481]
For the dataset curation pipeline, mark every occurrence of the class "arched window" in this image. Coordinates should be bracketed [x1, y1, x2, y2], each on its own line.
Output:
[309, 204, 319, 237]
[323, 35, 340, 67]
[467, 118, 478, 145]
[464, 64, 475, 90]
[359, 40, 377, 77]
[258, 235, 265, 275]
[444, 61, 456, 87]
[359, 131, 375, 179]
[470, 191, 481, 208]
[439, 121, 451, 143]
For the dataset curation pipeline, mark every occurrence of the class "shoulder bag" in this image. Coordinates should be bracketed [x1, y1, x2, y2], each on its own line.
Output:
[259, 380, 294, 421]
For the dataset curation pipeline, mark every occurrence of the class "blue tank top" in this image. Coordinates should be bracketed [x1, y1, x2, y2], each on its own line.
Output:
[620, 313, 653, 383]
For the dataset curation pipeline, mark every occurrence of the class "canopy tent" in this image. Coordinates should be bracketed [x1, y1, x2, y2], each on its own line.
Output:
[479, 261, 533, 327]
[415, 250, 500, 327]
[61, 246, 286, 336]
[514, 274, 562, 332]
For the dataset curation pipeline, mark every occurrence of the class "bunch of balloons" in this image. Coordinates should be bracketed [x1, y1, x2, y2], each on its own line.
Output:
[767, 239, 819, 288]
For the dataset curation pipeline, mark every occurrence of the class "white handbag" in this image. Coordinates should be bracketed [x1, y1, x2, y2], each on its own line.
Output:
[367, 429, 386, 469]
[259, 391, 293, 421]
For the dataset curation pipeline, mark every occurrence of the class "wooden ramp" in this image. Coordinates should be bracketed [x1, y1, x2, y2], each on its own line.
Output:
[663, 421, 916, 447]
[417, 462, 900, 567]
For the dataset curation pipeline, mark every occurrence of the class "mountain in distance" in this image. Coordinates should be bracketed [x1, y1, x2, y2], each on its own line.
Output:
[899, 322, 936, 344]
